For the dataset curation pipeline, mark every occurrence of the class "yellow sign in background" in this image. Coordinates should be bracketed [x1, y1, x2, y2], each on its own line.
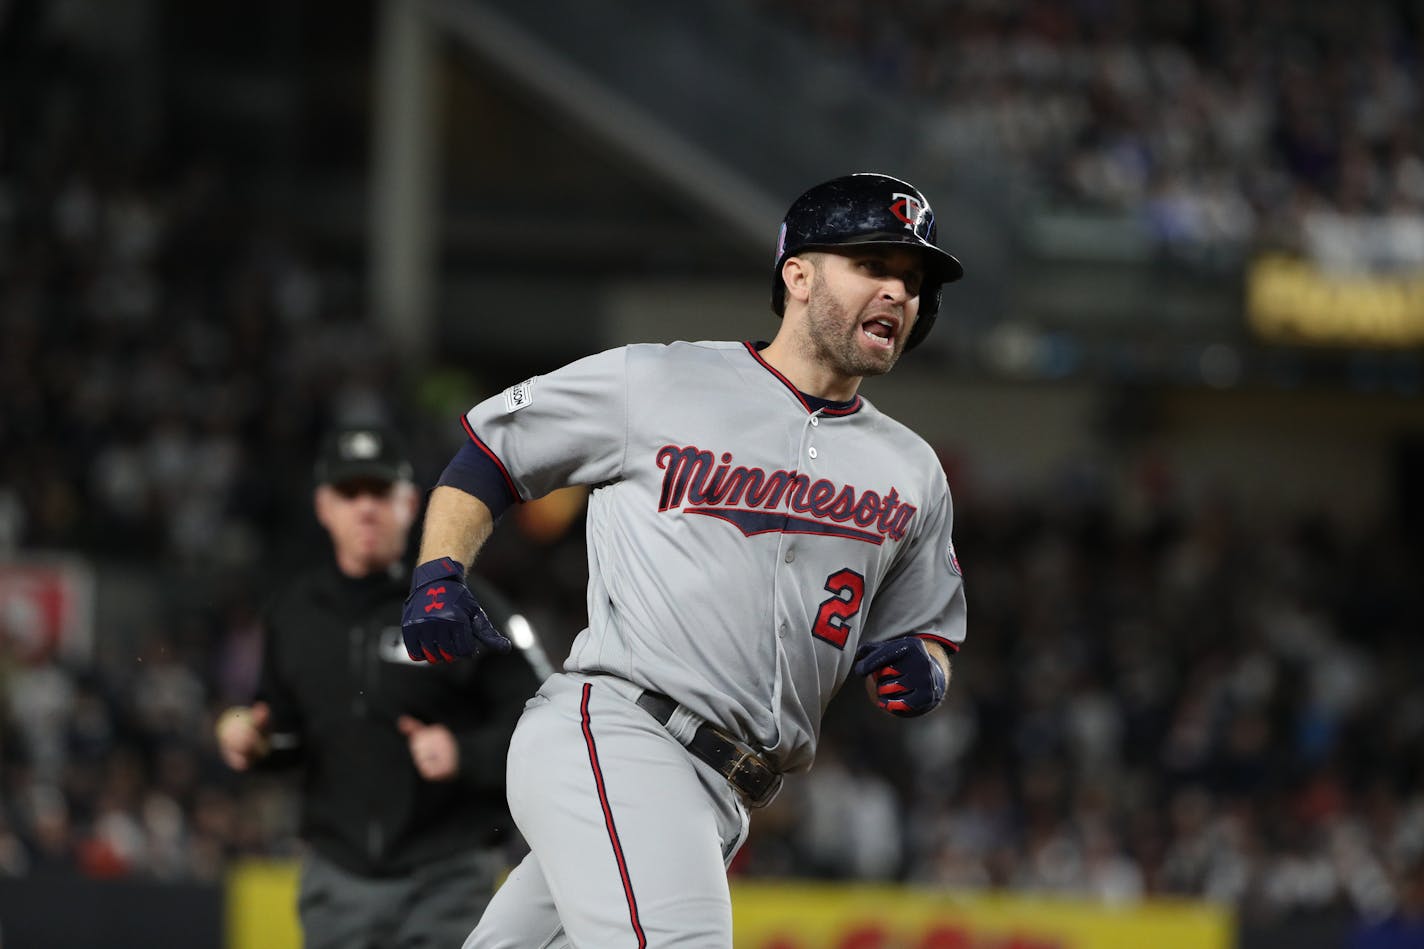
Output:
[1247, 253, 1424, 347]
[731, 881, 1232, 949]
[227, 861, 1231, 949]
[226, 859, 301, 949]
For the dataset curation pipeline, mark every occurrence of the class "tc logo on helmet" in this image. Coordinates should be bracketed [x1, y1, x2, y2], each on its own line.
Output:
[890, 193, 930, 233]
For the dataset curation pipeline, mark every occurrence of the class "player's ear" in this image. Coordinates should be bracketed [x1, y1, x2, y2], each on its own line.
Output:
[782, 255, 815, 307]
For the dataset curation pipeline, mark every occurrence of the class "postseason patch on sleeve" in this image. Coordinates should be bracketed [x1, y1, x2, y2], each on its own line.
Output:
[503, 378, 535, 413]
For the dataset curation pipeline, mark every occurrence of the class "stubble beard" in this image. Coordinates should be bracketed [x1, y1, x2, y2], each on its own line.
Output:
[804, 282, 903, 379]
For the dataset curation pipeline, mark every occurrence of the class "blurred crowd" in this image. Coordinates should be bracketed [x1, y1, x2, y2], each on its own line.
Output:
[741, 489, 1424, 926]
[759, 0, 1424, 262]
[0, 0, 462, 885]
[3, 0, 1424, 936]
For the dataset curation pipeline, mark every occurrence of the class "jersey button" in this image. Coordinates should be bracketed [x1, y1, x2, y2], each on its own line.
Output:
[808, 447, 818, 459]
[811, 416, 819, 427]
[784, 549, 795, 563]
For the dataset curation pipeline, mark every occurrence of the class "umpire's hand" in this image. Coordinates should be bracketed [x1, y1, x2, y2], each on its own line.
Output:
[215, 702, 271, 770]
[397, 716, 460, 781]
[402, 558, 512, 663]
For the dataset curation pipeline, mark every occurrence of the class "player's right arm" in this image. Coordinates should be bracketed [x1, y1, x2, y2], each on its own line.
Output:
[403, 347, 633, 664]
[400, 486, 513, 664]
[416, 486, 495, 567]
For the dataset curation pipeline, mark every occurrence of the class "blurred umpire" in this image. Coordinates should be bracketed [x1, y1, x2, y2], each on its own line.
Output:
[215, 423, 548, 948]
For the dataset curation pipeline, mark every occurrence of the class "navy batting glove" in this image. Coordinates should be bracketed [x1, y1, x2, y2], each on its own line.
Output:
[401, 558, 512, 663]
[852, 636, 947, 718]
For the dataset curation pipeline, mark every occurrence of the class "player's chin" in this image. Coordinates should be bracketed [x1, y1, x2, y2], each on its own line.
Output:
[854, 342, 901, 376]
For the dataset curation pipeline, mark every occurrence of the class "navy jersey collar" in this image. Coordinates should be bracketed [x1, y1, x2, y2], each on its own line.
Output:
[743, 341, 863, 416]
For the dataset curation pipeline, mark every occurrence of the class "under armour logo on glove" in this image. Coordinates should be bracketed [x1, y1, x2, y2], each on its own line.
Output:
[401, 558, 512, 663]
[852, 635, 947, 718]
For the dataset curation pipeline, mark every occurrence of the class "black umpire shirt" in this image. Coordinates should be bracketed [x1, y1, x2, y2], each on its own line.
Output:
[254, 562, 541, 878]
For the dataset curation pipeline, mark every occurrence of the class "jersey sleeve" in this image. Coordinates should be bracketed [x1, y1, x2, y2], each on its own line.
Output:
[461, 346, 630, 501]
[862, 475, 966, 652]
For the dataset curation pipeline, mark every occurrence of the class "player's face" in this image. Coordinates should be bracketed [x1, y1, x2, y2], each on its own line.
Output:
[803, 248, 925, 378]
[315, 478, 418, 576]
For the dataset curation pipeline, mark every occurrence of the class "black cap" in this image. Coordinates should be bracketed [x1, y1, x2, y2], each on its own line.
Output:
[314, 425, 415, 485]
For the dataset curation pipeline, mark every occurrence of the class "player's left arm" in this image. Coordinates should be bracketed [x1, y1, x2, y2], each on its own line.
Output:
[852, 474, 964, 718]
[853, 633, 953, 717]
[924, 640, 953, 683]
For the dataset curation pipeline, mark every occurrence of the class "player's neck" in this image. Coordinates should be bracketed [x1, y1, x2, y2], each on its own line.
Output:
[759, 337, 863, 403]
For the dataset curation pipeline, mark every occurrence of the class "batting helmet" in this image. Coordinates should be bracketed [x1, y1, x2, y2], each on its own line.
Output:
[771, 173, 963, 350]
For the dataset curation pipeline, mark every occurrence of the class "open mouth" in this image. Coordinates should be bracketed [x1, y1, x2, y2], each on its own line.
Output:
[861, 316, 899, 349]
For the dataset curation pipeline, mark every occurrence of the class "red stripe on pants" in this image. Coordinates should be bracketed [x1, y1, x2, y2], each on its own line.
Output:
[580, 683, 647, 948]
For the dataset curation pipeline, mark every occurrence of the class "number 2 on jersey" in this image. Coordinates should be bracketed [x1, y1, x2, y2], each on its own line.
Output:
[812, 568, 865, 648]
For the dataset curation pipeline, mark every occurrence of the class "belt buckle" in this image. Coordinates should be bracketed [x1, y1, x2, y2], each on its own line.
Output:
[725, 748, 781, 809]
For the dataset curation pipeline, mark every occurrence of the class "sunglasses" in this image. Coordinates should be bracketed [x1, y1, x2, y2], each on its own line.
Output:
[330, 478, 397, 500]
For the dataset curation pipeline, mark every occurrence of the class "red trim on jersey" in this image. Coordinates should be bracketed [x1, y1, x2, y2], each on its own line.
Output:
[914, 632, 961, 654]
[580, 684, 647, 948]
[741, 342, 864, 416]
[459, 415, 523, 502]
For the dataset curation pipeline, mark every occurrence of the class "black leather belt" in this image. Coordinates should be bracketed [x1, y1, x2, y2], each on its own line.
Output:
[635, 691, 782, 808]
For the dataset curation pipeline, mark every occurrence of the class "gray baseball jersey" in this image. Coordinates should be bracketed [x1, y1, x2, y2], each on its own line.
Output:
[463, 339, 965, 773]
[462, 339, 966, 948]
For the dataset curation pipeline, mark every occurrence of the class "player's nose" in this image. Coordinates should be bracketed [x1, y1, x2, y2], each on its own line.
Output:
[877, 273, 915, 302]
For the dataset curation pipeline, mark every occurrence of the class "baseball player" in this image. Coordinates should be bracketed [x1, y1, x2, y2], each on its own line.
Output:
[401, 172, 968, 947]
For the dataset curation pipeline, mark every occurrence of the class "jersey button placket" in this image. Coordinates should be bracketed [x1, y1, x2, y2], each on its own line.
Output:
[805, 413, 820, 461]
[777, 415, 816, 644]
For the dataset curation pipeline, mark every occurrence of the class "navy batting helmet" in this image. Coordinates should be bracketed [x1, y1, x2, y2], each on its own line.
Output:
[771, 173, 963, 350]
